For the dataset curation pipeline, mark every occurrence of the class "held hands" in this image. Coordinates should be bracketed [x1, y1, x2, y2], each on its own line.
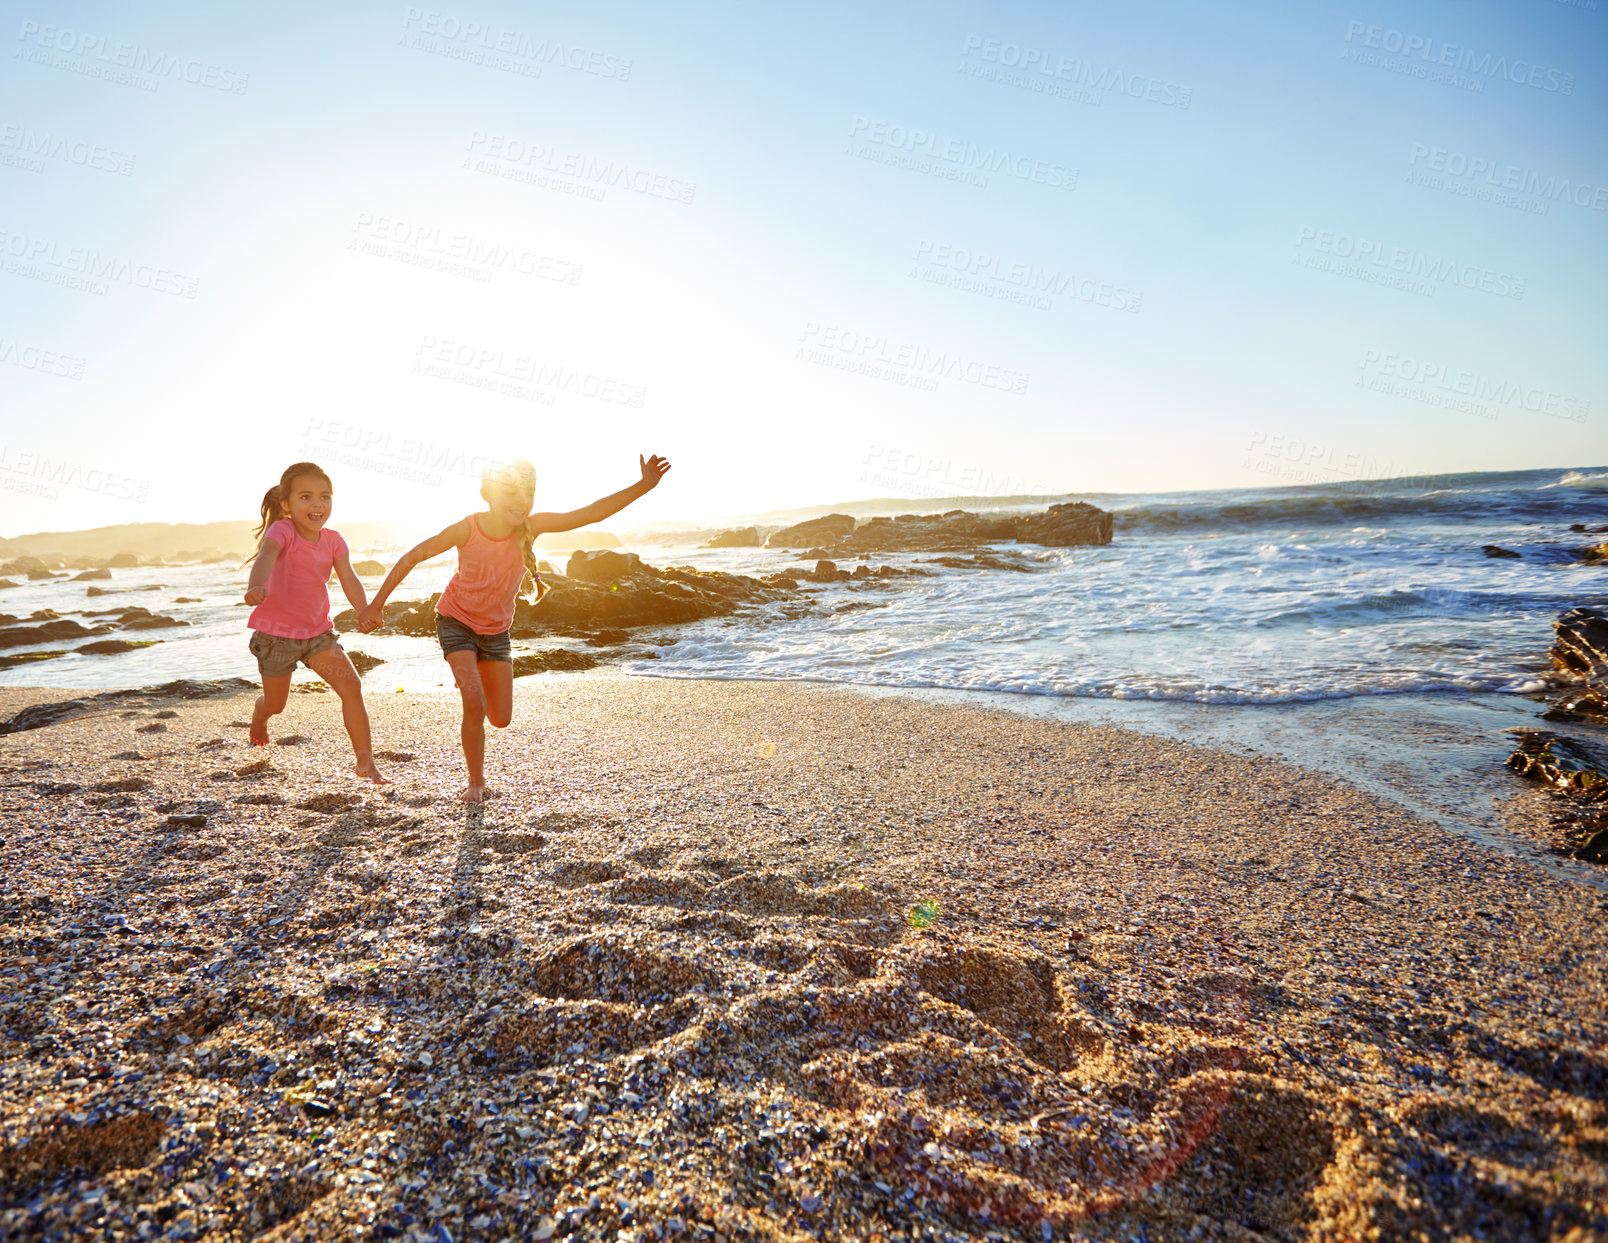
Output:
[357, 604, 384, 634]
[639, 453, 671, 489]
[244, 586, 267, 607]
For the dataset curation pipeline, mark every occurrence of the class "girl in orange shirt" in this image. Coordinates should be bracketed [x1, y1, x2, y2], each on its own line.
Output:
[361, 454, 670, 802]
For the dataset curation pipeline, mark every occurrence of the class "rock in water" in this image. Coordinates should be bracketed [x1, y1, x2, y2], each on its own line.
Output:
[1482, 545, 1522, 559]
[764, 514, 859, 549]
[702, 526, 763, 548]
[347, 651, 386, 675]
[511, 649, 599, 677]
[1552, 607, 1608, 685]
[566, 550, 646, 586]
[1505, 730, 1606, 793]
[770, 502, 1114, 555]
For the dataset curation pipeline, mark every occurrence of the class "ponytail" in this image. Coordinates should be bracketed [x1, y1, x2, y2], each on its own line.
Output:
[519, 527, 550, 603]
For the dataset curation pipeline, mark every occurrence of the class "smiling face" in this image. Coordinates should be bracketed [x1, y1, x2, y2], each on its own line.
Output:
[281, 474, 333, 539]
[482, 478, 534, 532]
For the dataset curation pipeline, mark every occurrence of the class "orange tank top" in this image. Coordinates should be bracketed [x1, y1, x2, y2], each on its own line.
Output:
[436, 514, 527, 634]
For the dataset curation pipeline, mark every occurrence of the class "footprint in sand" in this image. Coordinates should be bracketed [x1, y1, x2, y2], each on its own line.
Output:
[135, 723, 167, 734]
[453, 851, 1258, 1226]
[375, 750, 416, 762]
[485, 831, 545, 855]
[296, 792, 365, 814]
[275, 735, 311, 747]
[93, 778, 151, 794]
[109, 751, 144, 761]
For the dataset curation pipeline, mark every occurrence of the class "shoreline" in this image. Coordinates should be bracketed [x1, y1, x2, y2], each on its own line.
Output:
[2, 676, 1605, 1239]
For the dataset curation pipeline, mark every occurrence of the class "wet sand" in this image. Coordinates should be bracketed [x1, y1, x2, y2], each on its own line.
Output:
[1, 677, 1604, 1241]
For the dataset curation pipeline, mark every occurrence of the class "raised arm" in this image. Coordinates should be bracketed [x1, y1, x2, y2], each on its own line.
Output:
[359, 519, 470, 631]
[244, 536, 282, 606]
[333, 552, 369, 614]
[526, 454, 671, 536]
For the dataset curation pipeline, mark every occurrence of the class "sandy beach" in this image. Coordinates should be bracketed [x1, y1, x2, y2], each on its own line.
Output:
[1, 675, 1604, 1242]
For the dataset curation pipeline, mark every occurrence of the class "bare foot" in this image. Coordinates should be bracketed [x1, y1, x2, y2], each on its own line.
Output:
[354, 758, 390, 785]
[457, 784, 486, 804]
[249, 700, 270, 747]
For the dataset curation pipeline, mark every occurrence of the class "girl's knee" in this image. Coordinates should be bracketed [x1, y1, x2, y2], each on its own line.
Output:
[487, 708, 512, 730]
[327, 675, 363, 700]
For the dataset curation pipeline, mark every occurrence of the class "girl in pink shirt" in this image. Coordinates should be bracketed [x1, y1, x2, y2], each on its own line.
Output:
[362, 453, 670, 802]
[244, 461, 387, 784]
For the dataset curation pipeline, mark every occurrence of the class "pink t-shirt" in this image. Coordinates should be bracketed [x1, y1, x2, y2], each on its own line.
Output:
[436, 514, 528, 635]
[247, 519, 348, 639]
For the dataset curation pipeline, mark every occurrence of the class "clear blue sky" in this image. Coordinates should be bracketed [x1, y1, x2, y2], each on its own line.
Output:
[1, 0, 1602, 533]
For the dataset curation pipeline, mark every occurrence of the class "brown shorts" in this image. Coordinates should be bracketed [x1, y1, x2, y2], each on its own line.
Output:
[249, 629, 342, 679]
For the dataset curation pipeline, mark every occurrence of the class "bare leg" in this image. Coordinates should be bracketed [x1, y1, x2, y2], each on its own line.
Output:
[250, 675, 291, 746]
[479, 660, 514, 730]
[306, 648, 387, 784]
[445, 650, 487, 802]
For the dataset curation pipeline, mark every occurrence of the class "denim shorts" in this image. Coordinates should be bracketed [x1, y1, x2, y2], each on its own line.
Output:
[249, 630, 341, 679]
[435, 613, 512, 663]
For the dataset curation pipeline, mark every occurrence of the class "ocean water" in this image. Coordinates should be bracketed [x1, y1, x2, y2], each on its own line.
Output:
[2, 466, 1604, 706]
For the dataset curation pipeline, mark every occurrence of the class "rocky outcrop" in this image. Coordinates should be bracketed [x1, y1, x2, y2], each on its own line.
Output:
[347, 651, 386, 675]
[71, 568, 113, 581]
[1482, 545, 1521, 559]
[1506, 729, 1608, 862]
[0, 619, 113, 650]
[769, 502, 1113, 557]
[702, 527, 762, 548]
[764, 514, 859, 549]
[1549, 607, 1608, 687]
[351, 560, 387, 575]
[0, 650, 67, 671]
[79, 639, 160, 655]
[1537, 608, 1608, 727]
[339, 553, 807, 642]
[511, 649, 598, 677]
[0, 556, 53, 578]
